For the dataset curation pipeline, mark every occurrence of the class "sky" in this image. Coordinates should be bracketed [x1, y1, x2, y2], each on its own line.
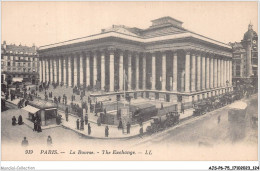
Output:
[1, 1, 258, 47]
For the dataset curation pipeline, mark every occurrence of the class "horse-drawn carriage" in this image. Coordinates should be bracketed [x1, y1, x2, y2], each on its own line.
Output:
[146, 111, 180, 134]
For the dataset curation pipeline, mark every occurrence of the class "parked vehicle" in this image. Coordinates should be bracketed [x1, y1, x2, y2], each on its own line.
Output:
[146, 111, 180, 134]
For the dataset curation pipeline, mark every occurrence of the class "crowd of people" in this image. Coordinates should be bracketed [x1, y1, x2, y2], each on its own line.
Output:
[5, 80, 140, 139]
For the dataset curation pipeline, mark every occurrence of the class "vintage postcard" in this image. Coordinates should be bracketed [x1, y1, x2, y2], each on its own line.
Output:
[1, 1, 258, 164]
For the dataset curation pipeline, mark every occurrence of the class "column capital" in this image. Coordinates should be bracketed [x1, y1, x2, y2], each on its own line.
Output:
[183, 48, 193, 55]
[191, 48, 203, 56]
[204, 50, 215, 57]
[107, 47, 116, 55]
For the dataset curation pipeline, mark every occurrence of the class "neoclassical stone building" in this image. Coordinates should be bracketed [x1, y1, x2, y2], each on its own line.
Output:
[38, 17, 233, 107]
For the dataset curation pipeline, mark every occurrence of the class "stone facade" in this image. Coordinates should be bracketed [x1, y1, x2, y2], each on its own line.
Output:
[38, 17, 233, 107]
[1, 41, 39, 84]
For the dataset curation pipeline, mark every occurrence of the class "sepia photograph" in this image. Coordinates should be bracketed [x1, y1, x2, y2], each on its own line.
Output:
[1, 1, 258, 168]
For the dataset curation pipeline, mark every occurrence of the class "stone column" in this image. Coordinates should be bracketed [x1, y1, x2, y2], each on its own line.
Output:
[173, 52, 178, 91]
[68, 56, 72, 87]
[109, 50, 115, 92]
[201, 55, 205, 90]
[53, 59, 57, 83]
[59, 57, 62, 84]
[73, 56, 77, 86]
[86, 53, 90, 87]
[39, 58, 42, 82]
[226, 60, 229, 86]
[214, 58, 218, 88]
[46, 59, 49, 82]
[217, 58, 220, 87]
[152, 53, 156, 90]
[101, 52, 105, 90]
[119, 51, 124, 91]
[161, 52, 166, 91]
[221, 59, 223, 87]
[210, 57, 214, 89]
[185, 51, 191, 92]
[224, 60, 227, 87]
[42, 59, 46, 82]
[197, 54, 201, 91]
[191, 53, 196, 92]
[93, 52, 97, 87]
[79, 54, 84, 86]
[128, 53, 132, 91]
[63, 57, 67, 85]
[135, 54, 139, 90]
[142, 54, 146, 90]
[50, 58, 53, 83]
[206, 57, 210, 89]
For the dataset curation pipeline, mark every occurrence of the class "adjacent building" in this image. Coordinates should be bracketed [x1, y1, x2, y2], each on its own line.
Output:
[230, 23, 258, 88]
[1, 41, 39, 84]
[38, 16, 233, 107]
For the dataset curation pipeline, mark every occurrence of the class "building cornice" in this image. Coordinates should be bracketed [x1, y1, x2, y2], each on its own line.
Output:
[39, 31, 231, 51]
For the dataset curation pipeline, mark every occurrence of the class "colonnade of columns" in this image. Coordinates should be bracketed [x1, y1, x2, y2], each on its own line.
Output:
[39, 49, 232, 93]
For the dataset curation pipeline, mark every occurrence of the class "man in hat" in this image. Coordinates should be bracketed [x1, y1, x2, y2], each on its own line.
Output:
[76, 119, 80, 130]
[105, 126, 109, 137]
[88, 123, 91, 135]
[65, 107, 69, 122]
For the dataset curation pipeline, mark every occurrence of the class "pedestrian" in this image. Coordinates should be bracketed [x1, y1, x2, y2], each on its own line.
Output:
[47, 135, 52, 146]
[12, 116, 17, 126]
[88, 123, 91, 135]
[80, 119, 84, 130]
[105, 126, 109, 137]
[37, 121, 42, 132]
[218, 115, 221, 124]
[139, 126, 143, 137]
[118, 119, 123, 130]
[181, 103, 185, 114]
[139, 116, 143, 126]
[76, 119, 80, 130]
[33, 120, 37, 131]
[85, 114, 88, 125]
[65, 107, 69, 122]
[18, 115, 23, 125]
[21, 137, 29, 147]
[127, 122, 131, 134]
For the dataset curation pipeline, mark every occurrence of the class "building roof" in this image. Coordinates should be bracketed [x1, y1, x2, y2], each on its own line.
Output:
[2, 41, 38, 54]
[39, 16, 231, 51]
[229, 42, 246, 53]
[28, 99, 57, 110]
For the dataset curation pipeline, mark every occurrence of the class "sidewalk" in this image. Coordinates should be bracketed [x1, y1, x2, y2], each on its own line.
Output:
[59, 110, 151, 139]
[58, 108, 194, 139]
[5, 94, 194, 139]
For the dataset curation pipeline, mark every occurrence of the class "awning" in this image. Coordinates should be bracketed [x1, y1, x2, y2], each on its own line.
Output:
[22, 105, 40, 114]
